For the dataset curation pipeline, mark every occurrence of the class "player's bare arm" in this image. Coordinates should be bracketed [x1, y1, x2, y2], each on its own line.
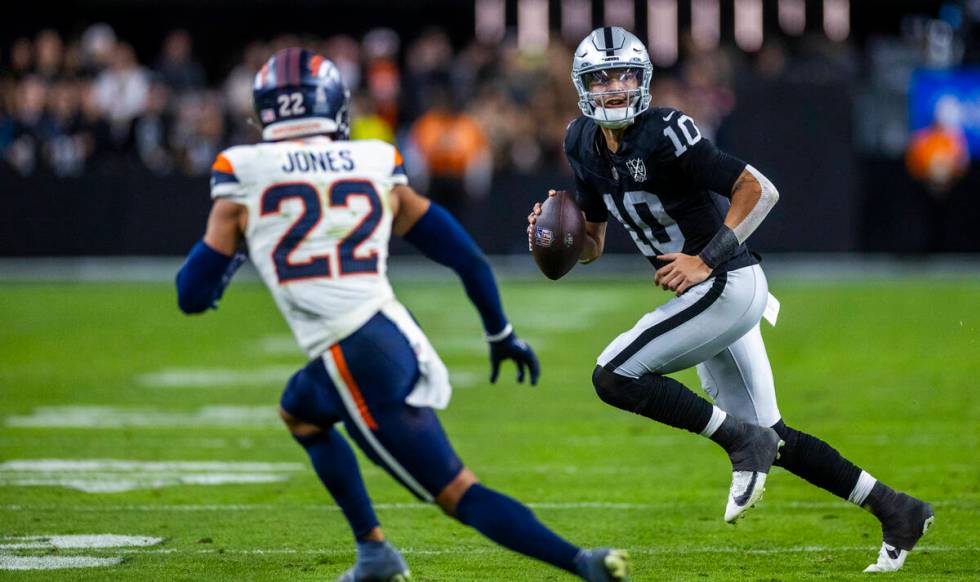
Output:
[527, 189, 606, 263]
[389, 183, 431, 236]
[175, 198, 248, 315]
[655, 166, 779, 295]
[202, 198, 247, 254]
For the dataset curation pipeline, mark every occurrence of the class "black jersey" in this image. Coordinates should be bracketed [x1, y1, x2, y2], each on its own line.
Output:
[564, 107, 758, 273]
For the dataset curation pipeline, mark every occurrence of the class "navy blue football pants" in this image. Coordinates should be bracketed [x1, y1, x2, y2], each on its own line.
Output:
[280, 311, 463, 501]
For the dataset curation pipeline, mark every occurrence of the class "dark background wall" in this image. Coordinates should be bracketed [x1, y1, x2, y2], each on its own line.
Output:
[3, 0, 977, 257]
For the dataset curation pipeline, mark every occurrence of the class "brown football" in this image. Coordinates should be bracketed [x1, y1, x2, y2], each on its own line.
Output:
[530, 190, 586, 280]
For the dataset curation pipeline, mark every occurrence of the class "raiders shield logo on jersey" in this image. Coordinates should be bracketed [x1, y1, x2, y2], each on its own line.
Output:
[627, 158, 646, 182]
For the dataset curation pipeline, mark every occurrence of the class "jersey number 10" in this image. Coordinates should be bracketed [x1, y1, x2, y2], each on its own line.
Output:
[260, 180, 382, 283]
[662, 114, 703, 157]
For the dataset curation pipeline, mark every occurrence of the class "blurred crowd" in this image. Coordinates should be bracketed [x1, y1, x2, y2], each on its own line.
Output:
[0, 24, 741, 198]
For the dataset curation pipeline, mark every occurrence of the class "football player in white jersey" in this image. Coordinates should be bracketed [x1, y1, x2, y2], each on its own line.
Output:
[177, 48, 629, 582]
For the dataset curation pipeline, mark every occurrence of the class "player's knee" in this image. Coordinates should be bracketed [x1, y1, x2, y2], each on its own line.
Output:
[278, 407, 323, 437]
[592, 365, 646, 412]
[435, 467, 478, 517]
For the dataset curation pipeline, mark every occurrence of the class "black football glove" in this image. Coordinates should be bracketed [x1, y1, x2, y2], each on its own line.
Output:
[489, 331, 540, 386]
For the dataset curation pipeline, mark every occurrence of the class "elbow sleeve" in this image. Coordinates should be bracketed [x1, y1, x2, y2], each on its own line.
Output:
[731, 164, 779, 244]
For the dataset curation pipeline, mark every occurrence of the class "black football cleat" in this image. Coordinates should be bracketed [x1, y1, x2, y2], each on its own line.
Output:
[863, 489, 935, 573]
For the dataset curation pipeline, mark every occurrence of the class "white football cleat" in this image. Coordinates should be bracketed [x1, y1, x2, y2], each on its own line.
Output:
[725, 470, 768, 523]
[863, 499, 935, 573]
[863, 543, 909, 573]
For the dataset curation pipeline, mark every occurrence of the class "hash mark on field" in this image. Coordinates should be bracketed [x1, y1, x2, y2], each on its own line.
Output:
[6, 405, 279, 428]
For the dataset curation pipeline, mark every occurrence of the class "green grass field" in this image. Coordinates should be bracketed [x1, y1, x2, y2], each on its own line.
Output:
[1, 277, 978, 580]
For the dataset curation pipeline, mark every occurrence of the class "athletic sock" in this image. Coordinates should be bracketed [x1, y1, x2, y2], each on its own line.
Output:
[593, 367, 716, 434]
[634, 374, 716, 433]
[771, 421, 867, 502]
[455, 484, 580, 574]
[294, 429, 380, 539]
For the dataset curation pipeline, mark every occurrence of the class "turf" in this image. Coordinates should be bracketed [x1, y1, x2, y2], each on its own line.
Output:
[0, 277, 978, 580]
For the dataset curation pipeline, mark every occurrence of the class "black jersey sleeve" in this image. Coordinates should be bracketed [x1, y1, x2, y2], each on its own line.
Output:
[572, 171, 608, 223]
[564, 118, 608, 223]
[664, 112, 747, 197]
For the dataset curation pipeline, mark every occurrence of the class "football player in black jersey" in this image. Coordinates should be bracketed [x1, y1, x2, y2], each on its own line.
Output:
[528, 27, 933, 573]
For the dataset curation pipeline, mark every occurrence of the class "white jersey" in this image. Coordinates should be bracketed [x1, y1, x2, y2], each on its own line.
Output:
[210, 137, 407, 358]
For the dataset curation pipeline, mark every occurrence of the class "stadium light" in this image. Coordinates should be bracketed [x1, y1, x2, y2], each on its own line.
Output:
[648, 0, 679, 67]
[735, 0, 764, 52]
[562, 0, 593, 42]
[475, 0, 506, 44]
[605, 0, 635, 30]
[691, 0, 721, 51]
[518, 0, 550, 51]
[779, 0, 806, 36]
[824, 0, 850, 42]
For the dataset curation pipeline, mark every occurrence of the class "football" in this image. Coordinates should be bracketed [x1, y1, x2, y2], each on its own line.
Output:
[530, 190, 586, 280]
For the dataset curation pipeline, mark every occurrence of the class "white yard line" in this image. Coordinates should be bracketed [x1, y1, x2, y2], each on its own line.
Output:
[0, 459, 303, 493]
[5, 405, 280, 428]
[0, 556, 124, 570]
[82, 545, 977, 556]
[0, 535, 163, 550]
[1, 499, 971, 512]
[136, 366, 297, 388]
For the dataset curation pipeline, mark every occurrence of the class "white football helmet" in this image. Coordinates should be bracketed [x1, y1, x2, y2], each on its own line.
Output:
[572, 27, 653, 129]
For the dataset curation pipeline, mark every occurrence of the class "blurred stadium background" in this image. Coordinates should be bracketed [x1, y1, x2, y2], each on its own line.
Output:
[2, 0, 980, 261]
[2, 2, 980, 580]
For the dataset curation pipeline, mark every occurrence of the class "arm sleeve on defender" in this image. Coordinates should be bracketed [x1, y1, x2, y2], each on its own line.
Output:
[402, 203, 509, 337]
[730, 164, 779, 244]
[176, 240, 245, 314]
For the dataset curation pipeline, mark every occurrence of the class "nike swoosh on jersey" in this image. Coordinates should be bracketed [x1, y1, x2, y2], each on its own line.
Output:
[662, 111, 676, 122]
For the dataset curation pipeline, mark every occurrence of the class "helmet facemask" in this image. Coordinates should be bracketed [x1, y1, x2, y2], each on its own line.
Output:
[574, 65, 652, 129]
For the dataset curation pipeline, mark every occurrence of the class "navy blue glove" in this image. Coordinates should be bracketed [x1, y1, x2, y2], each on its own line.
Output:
[489, 330, 540, 386]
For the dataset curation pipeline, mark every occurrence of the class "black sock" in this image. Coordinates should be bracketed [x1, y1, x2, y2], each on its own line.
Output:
[592, 366, 713, 434]
[772, 421, 864, 501]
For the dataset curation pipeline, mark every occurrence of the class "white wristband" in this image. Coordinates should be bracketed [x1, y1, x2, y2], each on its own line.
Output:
[485, 323, 513, 343]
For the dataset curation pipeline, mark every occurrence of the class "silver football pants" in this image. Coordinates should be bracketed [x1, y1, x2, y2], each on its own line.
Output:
[596, 264, 781, 427]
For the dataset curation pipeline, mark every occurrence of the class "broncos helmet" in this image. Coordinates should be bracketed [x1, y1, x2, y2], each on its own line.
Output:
[571, 27, 653, 129]
[253, 48, 350, 141]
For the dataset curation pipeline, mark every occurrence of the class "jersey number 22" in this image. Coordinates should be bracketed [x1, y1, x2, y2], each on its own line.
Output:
[260, 180, 382, 283]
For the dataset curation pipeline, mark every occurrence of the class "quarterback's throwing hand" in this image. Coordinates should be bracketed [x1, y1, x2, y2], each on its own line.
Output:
[489, 331, 541, 386]
[655, 253, 712, 295]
